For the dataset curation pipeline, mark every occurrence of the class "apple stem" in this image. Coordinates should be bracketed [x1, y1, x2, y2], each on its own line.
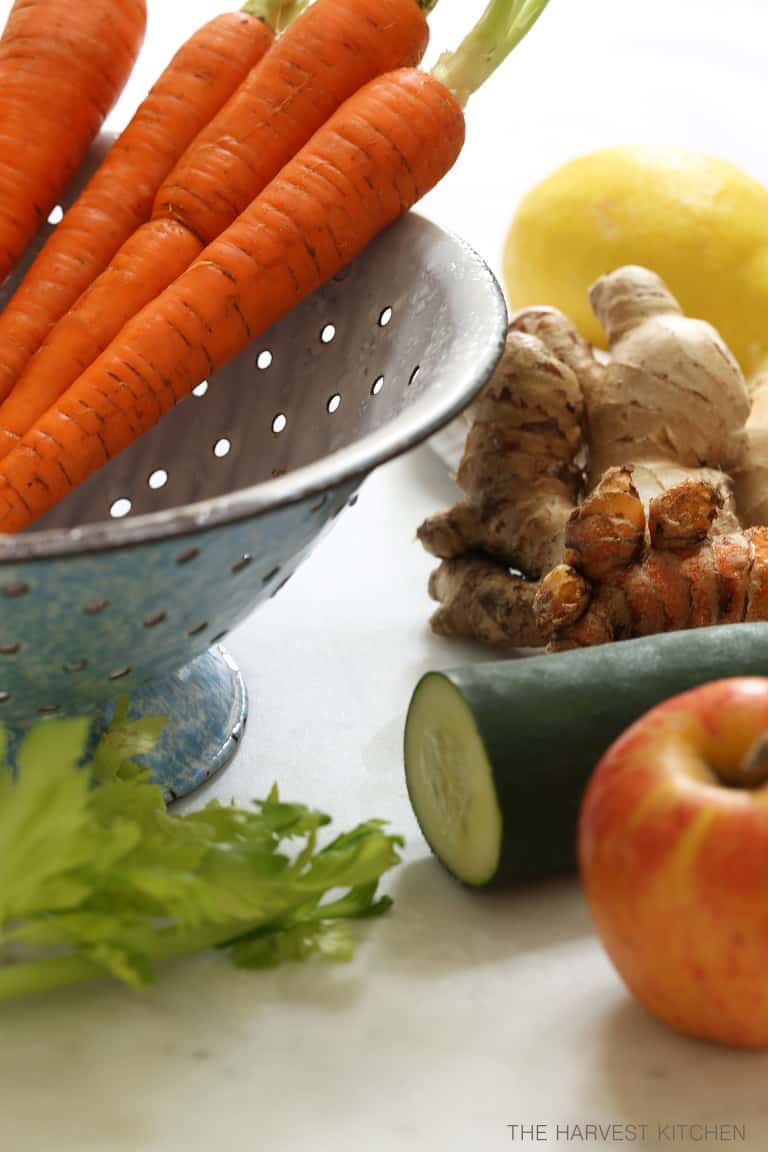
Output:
[733, 732, 768, 789]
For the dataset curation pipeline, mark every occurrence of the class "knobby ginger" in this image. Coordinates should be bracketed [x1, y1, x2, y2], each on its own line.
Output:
[427, 554, 543, 649]
[417, 326, 584, 647]
[418, 329, 584, 578]
[735, 372, 768, 527]
[420, 264, 767, 651]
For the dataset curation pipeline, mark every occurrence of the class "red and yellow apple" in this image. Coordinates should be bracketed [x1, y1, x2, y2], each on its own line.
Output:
[579, 677, 768, 1048]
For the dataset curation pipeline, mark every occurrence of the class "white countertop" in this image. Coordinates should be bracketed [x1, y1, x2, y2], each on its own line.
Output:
[4, 2, 768, 1149]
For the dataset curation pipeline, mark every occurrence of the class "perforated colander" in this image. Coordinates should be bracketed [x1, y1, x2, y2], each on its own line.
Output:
[0, 139, 507, 800]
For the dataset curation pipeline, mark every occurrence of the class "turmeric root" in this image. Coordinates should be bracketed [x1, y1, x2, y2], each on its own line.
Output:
[564, 466, 645, 579]
[418, 328, 584, 579]
[647, 478, 724, 550]
[535, 486, 768, 651]
[563, 465, 724, 580]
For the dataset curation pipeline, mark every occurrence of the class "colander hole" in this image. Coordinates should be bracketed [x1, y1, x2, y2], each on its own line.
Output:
[188, 622, 208, 637]
[48, 205, 64, 225]
[143, 611, 168, 628]
[270, 574, 292, 599]
[0, 692, 9, 703]
[1, 581, 29, 598]
[108, 667, 132, 681]
[272, 413, 287, 435]
[379, 306, 393, 327]
[327, 393, 341, 414]
[320, 323, 336, 344]
[231, 555, 252, 574]
[213, 438, 231, 458]
[82, 598, 109, 615]
[63, 659, 88, 672]
[176, 547, 199, 565]
[371, 375, 384, 396]
[0, 642, 19, 655]
[38, 704, 61, 715]
[409, 365, 421, 387]
[211, 631, 228, 644]
[192, 380, 209, 398]
[257, 349, 273, 370]
[262, 565, 281, 584]
[148, 469, 168, 490]
[110, 498, 132, 519]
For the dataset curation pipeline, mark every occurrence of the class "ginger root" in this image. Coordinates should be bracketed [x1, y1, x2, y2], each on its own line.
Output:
[734, 371, 768, 527]
[420, 264, 764, 651]
[418, 328, 584, 578]
[427, 554, 543, 649]
[587, 266, 749, 476]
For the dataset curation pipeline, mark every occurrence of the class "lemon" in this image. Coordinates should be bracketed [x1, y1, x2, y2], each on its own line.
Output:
[502, 147, 768, 377]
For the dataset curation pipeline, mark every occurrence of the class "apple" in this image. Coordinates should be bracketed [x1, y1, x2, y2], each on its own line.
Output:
[579, 677, 768, 1048]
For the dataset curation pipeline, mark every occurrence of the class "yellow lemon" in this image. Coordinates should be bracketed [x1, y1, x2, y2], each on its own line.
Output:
[502, 147, 768, 377]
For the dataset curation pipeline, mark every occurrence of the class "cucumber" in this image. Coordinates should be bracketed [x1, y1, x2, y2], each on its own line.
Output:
[404, 623, 768, 887]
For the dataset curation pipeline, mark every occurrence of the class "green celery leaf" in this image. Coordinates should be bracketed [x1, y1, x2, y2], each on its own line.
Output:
[231, 920, 357, 969]
[293, 821, 405, 894]
[0, 707, 403, 1004]
[309, 882, 394, 922]
[91, 695, 167, 783]
[0, 718, 104, 921]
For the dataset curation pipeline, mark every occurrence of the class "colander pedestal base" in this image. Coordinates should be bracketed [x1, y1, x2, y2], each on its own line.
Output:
[103, 646, 248, 803]
[5, 647, 247, 801]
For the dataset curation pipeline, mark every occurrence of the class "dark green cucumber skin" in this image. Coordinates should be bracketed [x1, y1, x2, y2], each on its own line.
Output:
[407, 623, 768, 887]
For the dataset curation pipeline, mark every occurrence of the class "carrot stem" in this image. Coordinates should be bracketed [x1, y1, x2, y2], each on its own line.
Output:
[240, 0, 301, 28]
[276, 1, 312, 30]
[432, 0, 551, 107]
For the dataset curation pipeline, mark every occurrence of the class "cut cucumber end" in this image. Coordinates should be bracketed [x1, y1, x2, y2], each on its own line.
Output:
[404, 672, 502, 886]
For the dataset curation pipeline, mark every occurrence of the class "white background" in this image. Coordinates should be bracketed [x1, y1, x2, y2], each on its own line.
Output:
[4, 2, 768, 1151]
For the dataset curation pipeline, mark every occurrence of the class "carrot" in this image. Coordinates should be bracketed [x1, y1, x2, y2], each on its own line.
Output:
[0, 4, 275, 407]
[0, 0, 431, 461]
[0, 0, 146, 286]
[0, 0, 552, 534]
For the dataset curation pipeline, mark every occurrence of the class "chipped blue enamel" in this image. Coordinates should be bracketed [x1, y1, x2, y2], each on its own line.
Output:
[0, 486, 354, 798]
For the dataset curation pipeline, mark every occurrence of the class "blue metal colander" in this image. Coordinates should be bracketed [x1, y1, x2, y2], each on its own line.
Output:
[0, 142, 507, 800]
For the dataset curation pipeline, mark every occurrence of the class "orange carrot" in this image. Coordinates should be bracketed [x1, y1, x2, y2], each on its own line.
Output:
[153, 0, 430, 243]
[0, 6, 274, 405]
[0, 0, 146, 286]
[0, 0, 553, 533]
[0, 0, 430, 460]
[0, 69, 464, 531]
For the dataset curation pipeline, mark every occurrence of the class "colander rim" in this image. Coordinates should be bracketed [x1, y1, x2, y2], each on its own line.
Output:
[0, 213, 507, 564]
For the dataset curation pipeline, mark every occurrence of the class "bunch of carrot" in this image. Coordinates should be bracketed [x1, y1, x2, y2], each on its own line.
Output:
[0, 0, 551, 534]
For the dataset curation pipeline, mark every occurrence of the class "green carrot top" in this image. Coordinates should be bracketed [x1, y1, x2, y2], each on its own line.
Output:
[240, 0, 551, 79]
[241, 0, 309, 30]
[243, 0, 442, 30]
[433, 0, 552, 107]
